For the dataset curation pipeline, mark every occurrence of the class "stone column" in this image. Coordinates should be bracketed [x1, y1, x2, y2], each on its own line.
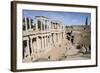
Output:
[56, 23, 57, 29]
[55, 23, 56, 29]
[34, 38, 37, 52]
[47, 20, 49, 31]
[56, 34, 58, 45]
[63, 31, 65, 40]
[26, 39, 30, 57]
[54, 23, 56, 29]
[46, 20, 47, 30]
[48, 21, 50, 31]
[41, 37, 44, 50]
[53, 33, 56, 44]
[45, 36, 47, 49]
[58, 33, 60, 44]
[60, 33, 62, 42]
[29, 18, 32, 30]
[41, 19, 42, 31]
[50, 22, 52, 30]
[45, 36, 46, 49]
[43, 37, 45, 50]
[47, 36, 48, 48]
[30, 37, 33, 54]
[53, 23, 54, 29]
[48, 20, 50, 31]
[40, 37, 42, 51]
[59, 33, 61, 42]
[45, 20, 46, 30]
[53, 23, 55, 29]
[52, 22, 54, 29]
[25, 17, 28, 30]
[62, 32, 64, 40]
[60, 24, 62, 31]
[36, 37, 38, 52]
[35, 19, 38, 31]
[32, 38, 35, 53]
[44, 20, 45, 31]
[48, 35, 51, 47]
[59, 23, 60, 29]
[58, 33, 59, 44]
[44, 36, 46, 49]
[46, 36, 47, 48]
[47, 36, 49, 48]
[46, 36, 48, 48]
[57, 34, 59, 42]
[38, 37, 41, 51]
[50, 35, 52, 47]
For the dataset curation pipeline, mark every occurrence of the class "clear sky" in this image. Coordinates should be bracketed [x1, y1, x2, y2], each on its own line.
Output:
[23, 10, 91, 26]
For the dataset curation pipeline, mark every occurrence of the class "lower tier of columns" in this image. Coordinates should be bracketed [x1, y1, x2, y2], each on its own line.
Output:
[23, 32, 65, 59]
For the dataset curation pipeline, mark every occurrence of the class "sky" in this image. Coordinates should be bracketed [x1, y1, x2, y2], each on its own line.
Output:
[23, 10, 91, 26]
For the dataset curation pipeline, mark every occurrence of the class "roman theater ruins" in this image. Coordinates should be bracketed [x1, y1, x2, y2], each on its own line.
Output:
[22, 16, 66, 62]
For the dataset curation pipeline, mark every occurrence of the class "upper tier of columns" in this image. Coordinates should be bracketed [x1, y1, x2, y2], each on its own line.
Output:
[34, 18, 50, 31]
[23, 17, 33, 30]
[23, 17, 64, 32]
[51, 20, 65, 31]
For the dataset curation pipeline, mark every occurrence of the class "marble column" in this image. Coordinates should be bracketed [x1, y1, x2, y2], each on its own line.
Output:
[38, 37, 41, 51]
[45, 36, 47, 48]
[59, 33, 61, 43]
[35, 19, 38, 31]
[46, 36, 48, 48]
[62, 32, 63, 40]
[50, 35, 53, 47]
[45, 36, 46, 49]
[32, 38, 35, 53]
[47, 20, 48, 31]
[61, 33, 62, 41]
[36, 37, 38, 52]
[47, 36, 48, 48]
[59, 24, 60, 29]
[47, 20, 49, 31]
[51, 22, 52, 29]
[41, 37, 44, 50]
[29, 18, 32, 30]
[47, 36, 49, 48]
[25, 17, 28, 30]
[41, 19, 42, 31]
[58, 33, 60, 44]
[63, 31, 65, 40]
[41, 37, 42, 51]
[55, 23, 57, 30]
[26, 39, 30, 57]
[56, 34, 58, 42]
[54, 23, 55, 29]
[60, 25, 62, 30]
[30, 37, 33, 54]
[59, 33, 61, 42]
[48, 21, 50, 31]
[53, 34, 55, 46]
[45, 20, 47, 30]
[43, 37, 45, 49]
[58, 33, 59, 44]
[44, 20, 45, 31]
[34, 38, 37, 52]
